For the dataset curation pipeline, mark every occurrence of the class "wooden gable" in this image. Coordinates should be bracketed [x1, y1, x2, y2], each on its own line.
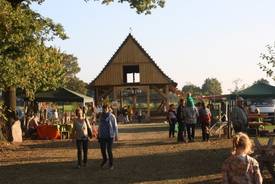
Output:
[91, 34, 177, 87]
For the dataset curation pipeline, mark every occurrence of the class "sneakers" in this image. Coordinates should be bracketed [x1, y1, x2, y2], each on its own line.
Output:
[109, 165, 114, 170]
[100, 161, 107, 169]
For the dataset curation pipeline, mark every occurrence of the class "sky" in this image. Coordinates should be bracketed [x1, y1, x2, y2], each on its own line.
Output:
[31, 0, 275, 94]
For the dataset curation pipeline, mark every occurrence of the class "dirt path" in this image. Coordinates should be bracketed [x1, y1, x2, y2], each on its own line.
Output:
[0, 123, 272, 184]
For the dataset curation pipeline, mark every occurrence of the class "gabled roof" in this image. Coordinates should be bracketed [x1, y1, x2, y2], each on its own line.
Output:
[90, 34, 177, 86]
[35, 88, 94, 103]
[237, 83, 275, 98]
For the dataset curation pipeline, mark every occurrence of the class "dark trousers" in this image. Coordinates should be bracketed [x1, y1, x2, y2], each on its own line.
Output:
[186, 124, 196, 141]
[201, 123, 210, 141]
[177, 122, 186, 142]
[99, 138, 114, 166]
[76, 139, 88, 166]
[169, 119, 177, 138]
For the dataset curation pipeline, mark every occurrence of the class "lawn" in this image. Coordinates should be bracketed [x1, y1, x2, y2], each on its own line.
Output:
[0, 123, 273, 184]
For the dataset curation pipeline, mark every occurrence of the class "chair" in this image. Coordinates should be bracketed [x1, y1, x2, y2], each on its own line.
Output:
[60, 124, 71, 139]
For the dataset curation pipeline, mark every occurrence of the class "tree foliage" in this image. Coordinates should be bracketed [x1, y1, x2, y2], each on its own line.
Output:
[62, 54, 80, 78]
[61, 53, 88, 95]
[182, 84, 202, 97]
[6, 0, 165, 14]
[253, 78, 270, 85]
[65, 77, 88, 95]
[259, 43, 275, 80]
[201, 78, 222, 95]
[0, 0, 67, 99]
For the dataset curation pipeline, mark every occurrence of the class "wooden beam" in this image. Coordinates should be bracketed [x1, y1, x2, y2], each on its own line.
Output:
[165, 85, 170, 110]
[151, 85, 166, 100]
[95, 87, 99, 106]
[147, 86, 151, 119]
[100, 88, 113, 99]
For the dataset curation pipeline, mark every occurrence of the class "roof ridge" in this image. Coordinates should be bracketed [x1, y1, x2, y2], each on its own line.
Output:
[90, 34, 177, 86]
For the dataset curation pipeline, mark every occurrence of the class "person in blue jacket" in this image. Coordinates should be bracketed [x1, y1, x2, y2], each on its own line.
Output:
[98, 104, 118, 170]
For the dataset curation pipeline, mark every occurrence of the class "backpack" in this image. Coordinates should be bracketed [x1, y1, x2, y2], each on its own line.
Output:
[200, 109, 211, 124]
[202, 114, 211, 124]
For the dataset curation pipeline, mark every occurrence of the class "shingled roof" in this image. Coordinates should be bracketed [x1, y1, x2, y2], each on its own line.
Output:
[90, 34, 177, 86]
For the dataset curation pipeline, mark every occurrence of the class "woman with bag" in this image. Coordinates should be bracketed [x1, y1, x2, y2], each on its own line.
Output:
[72, 107, 92, 168]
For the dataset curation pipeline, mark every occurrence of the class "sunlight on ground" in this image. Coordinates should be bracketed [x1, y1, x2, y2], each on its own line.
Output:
[0, 123, 273, 184]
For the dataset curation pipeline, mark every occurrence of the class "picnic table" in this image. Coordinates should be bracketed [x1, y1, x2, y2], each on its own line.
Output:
[253, 135, 275, 180]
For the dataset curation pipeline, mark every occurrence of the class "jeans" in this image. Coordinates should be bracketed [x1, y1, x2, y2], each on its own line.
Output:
[169, 119, 177, 138]
[201, 123, 210, 141]
[99, 138, 114, 166]
[177, 122, 186, 142]
[76, 139, 88, 166]
[186, 124, 196, 141]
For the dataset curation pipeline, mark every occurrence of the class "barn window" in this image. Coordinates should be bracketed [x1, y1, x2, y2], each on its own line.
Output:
[123, 65, 140, 83]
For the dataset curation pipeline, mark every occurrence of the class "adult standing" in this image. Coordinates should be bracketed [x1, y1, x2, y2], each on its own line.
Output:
[184, 94, 199, 142]
[176, 99, 186, 142]
[198, 102, 211, 142]
[231, 97, 248, 133]
[167, 104, 177, 138]
[98, 104, 118, 170]
[72, 108, 92, 168]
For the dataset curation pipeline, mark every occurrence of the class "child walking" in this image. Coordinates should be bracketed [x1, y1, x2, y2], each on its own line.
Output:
[222, 132, 263, 184]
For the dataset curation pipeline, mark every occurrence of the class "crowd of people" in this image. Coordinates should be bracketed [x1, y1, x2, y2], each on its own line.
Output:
[166, 94, 264, 183]
[1, 95, 265, 182]
[167, 93, 212, 143]
[167, 94, 252, 143]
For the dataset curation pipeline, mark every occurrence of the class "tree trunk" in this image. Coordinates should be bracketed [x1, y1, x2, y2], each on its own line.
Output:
[3, 86, 16, 141]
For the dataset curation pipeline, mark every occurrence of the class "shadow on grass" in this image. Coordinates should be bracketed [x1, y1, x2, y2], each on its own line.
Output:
[0, 148, 230, 184]
[11, 140, 102, 151]
[118, 125, 168, 133]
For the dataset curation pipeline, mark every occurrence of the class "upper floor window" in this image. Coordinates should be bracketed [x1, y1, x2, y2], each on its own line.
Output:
[123, 65, 140, 83]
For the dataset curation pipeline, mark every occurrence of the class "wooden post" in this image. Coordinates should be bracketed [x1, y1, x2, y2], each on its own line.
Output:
[147, 86, 150, 119]
[120, 89, 123, 110]
[113, 87, 118, 117]
[95, 87, 99, 106]
[132, 94, 137, 113]
[165, 85, 170, 110]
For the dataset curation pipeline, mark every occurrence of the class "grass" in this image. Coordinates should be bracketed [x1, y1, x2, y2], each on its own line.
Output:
[0, 123, 273, 184]
[263, 125, 275, 132]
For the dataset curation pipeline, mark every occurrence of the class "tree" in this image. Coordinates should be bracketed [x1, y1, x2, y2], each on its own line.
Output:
[201, 78, 222, 95]
[62, 54, 80, 78]
[253, 78, 270, 85]
[259, 43, 275, 80]
[182, 83, 202, 97]
[0, 0, 67, 140]
[7, 0, 165, 14]
[65, 77, 88, 95]
[1, 0, 165, 140]
[0, 0, 67, 95]
[61, 53, 88, 94]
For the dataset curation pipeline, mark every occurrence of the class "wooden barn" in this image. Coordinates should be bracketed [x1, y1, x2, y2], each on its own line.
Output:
[90, 34, 177, 119]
